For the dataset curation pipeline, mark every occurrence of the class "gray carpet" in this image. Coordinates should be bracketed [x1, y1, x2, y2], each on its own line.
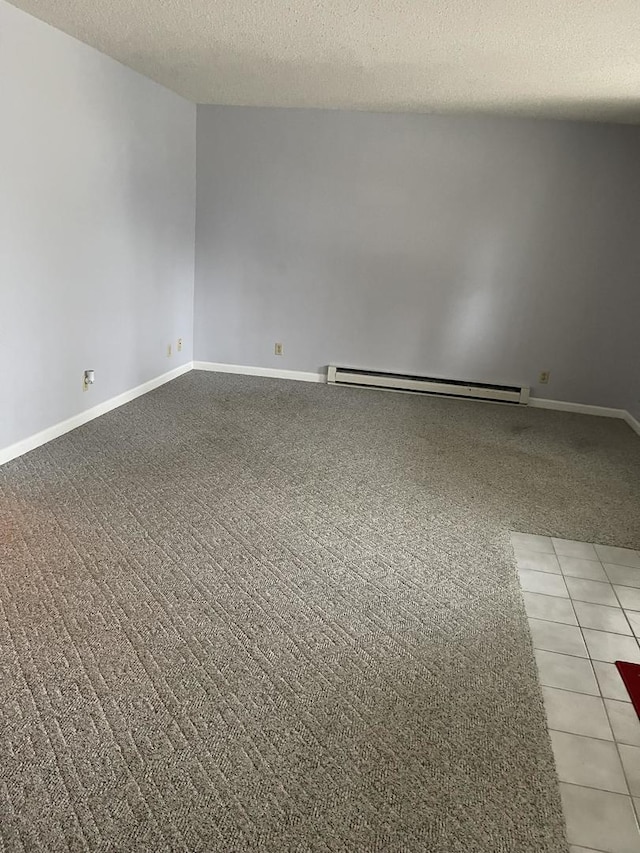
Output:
[2, 371, 640, 853]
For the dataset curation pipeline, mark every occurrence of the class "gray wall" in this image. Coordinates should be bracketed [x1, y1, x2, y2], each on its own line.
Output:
[0, 0, 196, 450]
[618, 244, 640, 424]
[627, 391, 640, 426]
[195, 105, 640, 409]
[622, 338, 640, 425]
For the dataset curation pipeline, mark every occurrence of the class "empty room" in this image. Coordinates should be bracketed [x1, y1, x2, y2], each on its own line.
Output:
[2, 0, 640, 850]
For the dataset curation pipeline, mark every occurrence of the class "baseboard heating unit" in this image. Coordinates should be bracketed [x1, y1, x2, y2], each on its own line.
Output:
[327, 366, 530, 405]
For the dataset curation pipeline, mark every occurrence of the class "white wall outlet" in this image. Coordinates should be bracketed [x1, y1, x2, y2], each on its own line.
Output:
[274, 342, 283, 356]
[539, 370, 551, 384]
[82, 369, 95, 392]
[167, 343, 172, 357]
[177, 337, 183, 352]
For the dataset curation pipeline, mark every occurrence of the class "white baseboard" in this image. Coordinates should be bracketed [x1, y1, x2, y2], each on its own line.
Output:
[193, 361, 326, 383]
[192, 367, 638, 435]
[192, 371, 639, 437]
[624, 410, 640, 436]
[2, 363, 637, 467]
[0, 362, 193, 467]
[530, 396, 640, 436]
[529, 397, 625, 419]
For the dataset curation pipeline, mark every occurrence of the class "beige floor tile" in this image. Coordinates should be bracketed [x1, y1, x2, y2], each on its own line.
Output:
[543, 687, 613, 740]
[516, 550, 562, 574]
[617, 588, 640, 611]
[529, 619, 587, 657]
[595, 546, 640, 570]
[619, 744, 640, 796]
[535, 650, 598, 694]
[626, 612, 640, 638]
[553, 538, 598, 560]
[510, 532, 554, 554]
[524, 592, 576, 625]
[582, 630, 640, 665]
[606, 700, 640, 747]
[606, 565, 640, 590]
[560, 557, 610, 582]
[566, 577, 619, 606]
[550, 730, 627, 793]
[573, 601, 632, 636]
[519, 569, 569, 597]
[593, 661, 631, 702]
[560, 783, 640, 852]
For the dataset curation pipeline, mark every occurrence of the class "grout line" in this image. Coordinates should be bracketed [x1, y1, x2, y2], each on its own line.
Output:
[514, 545, 640, 571]
[519, 566, 611, 585]
[550, 540, 598, 560]
[559, 780, 635, 797]
[547, 725, 614, 745]
[517, 566, 564, 577]
[520, 586, 569, 599]
[511, 534, 640, 561]
[528, 617, 637, 644]
[512, 549, 555, 556]
[557, 556, 603, 565]
[542, 684, 631, 713]
[559, 780, 636, 804]
[533, 647, 589, 661]
[542, 685, 603, 701]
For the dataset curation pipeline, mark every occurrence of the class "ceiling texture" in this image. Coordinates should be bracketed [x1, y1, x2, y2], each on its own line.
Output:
[8, 0, 640, 121]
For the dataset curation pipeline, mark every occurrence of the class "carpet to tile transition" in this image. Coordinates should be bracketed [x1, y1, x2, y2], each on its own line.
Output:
[2, 372, 640, 852]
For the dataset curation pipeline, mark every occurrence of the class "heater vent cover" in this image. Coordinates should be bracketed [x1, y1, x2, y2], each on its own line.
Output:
[327, 366, 530, 405]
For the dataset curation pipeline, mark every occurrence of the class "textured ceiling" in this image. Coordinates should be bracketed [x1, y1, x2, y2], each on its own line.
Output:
[8, 0, 640, 121]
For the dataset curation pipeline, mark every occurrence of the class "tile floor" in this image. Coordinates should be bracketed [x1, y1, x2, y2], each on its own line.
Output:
[511, 532, 640, 853]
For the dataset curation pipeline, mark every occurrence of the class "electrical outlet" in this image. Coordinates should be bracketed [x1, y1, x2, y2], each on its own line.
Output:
[82, 369, 95, 392]
[167, 344, 172, 358]
[177, 338, 183, 352]
[539, 370, 551, 384]
[274, 342, 283, 356]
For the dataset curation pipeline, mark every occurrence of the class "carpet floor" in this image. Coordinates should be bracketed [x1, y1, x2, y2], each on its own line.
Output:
[2, 371, 640, 852]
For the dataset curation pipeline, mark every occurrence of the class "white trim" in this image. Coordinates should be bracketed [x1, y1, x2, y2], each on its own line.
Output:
[624, 410, 640, 436]
[0, 362, 193, 467]
[529, 397, 625, 419]
[530, 397, 640, 437]
[2, 364, 637, 466]
[193, 361, 326, 383]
